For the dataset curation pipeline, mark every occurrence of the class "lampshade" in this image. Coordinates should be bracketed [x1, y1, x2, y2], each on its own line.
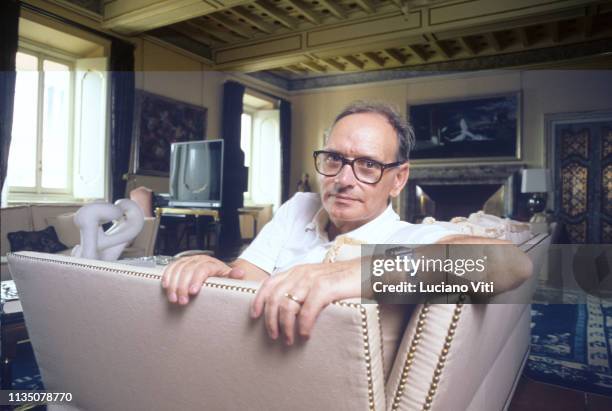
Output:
[521, 169, 550, 193]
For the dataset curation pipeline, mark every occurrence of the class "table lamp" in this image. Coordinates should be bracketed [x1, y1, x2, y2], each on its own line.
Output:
[521, 168, 550, 222]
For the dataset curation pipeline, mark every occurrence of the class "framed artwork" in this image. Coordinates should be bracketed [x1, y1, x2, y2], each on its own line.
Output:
[133, 90, 207, 176]
[408, 93, 521, 161]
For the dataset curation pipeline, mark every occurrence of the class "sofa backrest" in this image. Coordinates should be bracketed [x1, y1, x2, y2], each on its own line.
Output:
[8, 252, 386, 411]
[30, 204, 82, 231]
[1, 205, 83, 255]
[385, 233, 551, 411]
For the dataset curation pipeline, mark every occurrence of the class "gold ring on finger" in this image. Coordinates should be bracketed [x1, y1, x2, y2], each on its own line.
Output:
[284, 292, 304, 306]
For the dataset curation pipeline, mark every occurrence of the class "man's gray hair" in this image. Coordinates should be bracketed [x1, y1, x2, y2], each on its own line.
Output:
[325, 101, 415, 162]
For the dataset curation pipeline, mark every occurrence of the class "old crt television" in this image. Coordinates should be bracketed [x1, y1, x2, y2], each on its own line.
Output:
[169, 140, 224, 208]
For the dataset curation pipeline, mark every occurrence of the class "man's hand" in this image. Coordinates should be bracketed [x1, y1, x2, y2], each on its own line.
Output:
[250, 259, 361, 345]
[161, 255, 246, 305]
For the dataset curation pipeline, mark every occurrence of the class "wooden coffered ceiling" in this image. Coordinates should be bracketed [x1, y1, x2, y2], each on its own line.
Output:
[101, 0, 612, 78]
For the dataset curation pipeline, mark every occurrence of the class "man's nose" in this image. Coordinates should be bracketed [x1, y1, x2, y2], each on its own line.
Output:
[335, 164, 356, 185]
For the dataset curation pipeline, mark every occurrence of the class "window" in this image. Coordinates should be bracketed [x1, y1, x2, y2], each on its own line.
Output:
[5, 44, 108, 203]
[240, 107, 281, 210]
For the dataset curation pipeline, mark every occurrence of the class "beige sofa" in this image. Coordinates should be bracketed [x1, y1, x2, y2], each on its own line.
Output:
[7, 232, 549, 411]
[1, 205, 81, 281]
[1, 204, 160, 281]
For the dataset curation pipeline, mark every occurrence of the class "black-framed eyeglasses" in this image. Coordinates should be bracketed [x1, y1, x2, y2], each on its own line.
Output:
[313, 150, 405, 184]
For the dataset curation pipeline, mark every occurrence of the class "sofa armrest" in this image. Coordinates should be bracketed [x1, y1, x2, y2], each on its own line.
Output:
[385, 234, 551, 411]
[8, 252, 386, 411]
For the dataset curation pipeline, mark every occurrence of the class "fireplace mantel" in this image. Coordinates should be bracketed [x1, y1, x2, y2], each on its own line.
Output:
[402, 164, 525, 221]
[407, 164, 524, 185]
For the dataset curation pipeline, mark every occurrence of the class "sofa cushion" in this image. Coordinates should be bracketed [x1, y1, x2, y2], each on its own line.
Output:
[31, 204, 81, 231]
[46, 213, 80, 248]
[7, 226, 68, 253]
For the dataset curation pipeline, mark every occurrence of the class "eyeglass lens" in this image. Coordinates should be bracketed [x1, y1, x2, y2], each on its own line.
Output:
[315, 152, 382, 183]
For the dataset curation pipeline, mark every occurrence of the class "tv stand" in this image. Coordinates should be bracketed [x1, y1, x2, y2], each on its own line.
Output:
[155, 207, 221, 255]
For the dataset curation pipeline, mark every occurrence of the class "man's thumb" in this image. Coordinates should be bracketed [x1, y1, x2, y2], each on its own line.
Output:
[228, 267, 246, 279]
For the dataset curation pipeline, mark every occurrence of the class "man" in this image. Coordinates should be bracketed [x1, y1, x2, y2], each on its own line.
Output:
[162, 101, 532, 346]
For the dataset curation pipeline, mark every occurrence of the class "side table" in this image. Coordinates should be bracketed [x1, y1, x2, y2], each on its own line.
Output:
[155, 207, 221, 254]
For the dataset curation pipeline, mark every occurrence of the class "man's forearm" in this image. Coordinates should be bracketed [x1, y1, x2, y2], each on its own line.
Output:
[365, 236, 533, 302]
[437, 235, 533, 293]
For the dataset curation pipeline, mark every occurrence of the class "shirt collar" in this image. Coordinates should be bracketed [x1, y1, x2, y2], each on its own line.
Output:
[305, 202, 400, 242]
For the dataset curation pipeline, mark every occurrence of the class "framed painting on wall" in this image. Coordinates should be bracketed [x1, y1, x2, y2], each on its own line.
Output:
[408, 93, 521, 161]
[133, 90, 207, 176]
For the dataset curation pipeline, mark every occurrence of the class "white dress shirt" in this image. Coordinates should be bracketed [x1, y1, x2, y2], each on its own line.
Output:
[239, 192, 459, 275]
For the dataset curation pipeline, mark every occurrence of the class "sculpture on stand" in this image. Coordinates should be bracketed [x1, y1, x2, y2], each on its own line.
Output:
[72, 199, 145, 261]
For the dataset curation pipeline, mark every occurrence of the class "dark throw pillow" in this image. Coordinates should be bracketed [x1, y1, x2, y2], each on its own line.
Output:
[7, 226, 69, 253]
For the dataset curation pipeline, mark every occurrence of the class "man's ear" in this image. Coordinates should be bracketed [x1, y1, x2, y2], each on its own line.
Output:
[390, 162, 409, 198]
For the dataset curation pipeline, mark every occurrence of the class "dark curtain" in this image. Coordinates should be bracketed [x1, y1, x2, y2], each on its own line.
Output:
[279, 99, 292, 203]
[109, 39, 135, 201]
[219, 81, 247, 257]
[0, 0, 20, 200]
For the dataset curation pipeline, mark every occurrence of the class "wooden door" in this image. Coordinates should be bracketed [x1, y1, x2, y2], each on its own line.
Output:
[553, 117, 612, 243]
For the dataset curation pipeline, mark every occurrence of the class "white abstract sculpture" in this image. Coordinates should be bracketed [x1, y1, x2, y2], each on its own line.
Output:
[72, 199, 145, 261]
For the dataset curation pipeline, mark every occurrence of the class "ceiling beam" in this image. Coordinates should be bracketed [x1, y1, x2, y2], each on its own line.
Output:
[283, 65, 308, 75]
[252, 0, 299, 30]
[485, 32, 501, 51]
[322, 58, 346, 71]
[382, 48, 407, 64]
[231, 6, 275, 34]
[301, 61, 327, 73]
[517, 27, 531, 47]
[457, 36, 476, 55]
[583, 16, 594, 38]
[287, 0, 322, 25]
[429, 40, 451, 58]
[434, 7, 583, 41]
[186, 20, 236, 44]
[211, 0, 597, 71]
[584, 5, 598, 38]
[207, 14, 251, 38]
[102, 0, 253, 35]
[319, 0, 347, 20]
[407, 44, 428, 62]
[551, 21, 561, 43]
[340, 55, 365, 69]
[355, 0, 376, 14]
[364, 51, 386, 67]
[170, 24, 224, 47]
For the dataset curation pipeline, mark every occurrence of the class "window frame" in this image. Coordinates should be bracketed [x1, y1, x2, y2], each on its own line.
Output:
[241, 107, 255, 204]
[7, 40, 78, 203]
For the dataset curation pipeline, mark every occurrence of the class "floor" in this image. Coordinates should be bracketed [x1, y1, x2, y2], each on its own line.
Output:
[15, 376, 612, 411]
[509, 375, 612, 411]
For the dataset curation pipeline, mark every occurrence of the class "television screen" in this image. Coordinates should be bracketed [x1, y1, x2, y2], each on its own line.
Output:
[169, 140, 223, 208]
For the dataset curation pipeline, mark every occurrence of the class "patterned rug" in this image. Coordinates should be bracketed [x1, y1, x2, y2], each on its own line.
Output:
[526, 297, 612, 396]
[10, 343, 44, 390]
